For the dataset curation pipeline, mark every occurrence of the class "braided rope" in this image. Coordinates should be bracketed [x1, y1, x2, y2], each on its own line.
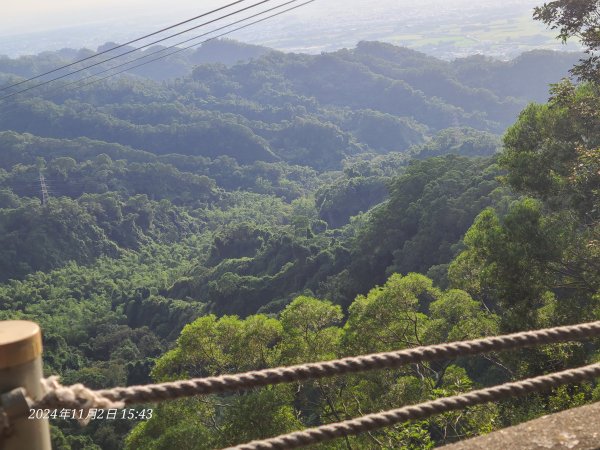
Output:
[28, 321, 600, 409]
[35, 377, 124, 424]
[34, 320, 600, 408]
[226, 363, 600, 450]
[0, 409, 10, 439]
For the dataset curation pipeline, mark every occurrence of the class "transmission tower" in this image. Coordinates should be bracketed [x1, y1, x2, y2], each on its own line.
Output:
[39, 172, 49, 206]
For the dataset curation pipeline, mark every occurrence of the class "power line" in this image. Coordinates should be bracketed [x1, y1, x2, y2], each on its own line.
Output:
[0, 0, 249, 93]
[75, 2, 315, 93]
[42, 0, 304, 97]
[0, 0, 315, 105]
[0, 0, 274, 102]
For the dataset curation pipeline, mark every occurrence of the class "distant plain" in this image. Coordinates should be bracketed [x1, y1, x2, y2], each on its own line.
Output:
[0, 0, 581, 59]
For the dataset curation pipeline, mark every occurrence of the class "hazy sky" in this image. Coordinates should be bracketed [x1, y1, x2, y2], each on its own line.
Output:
[1, 0, 231, 32]
[0, 0, 558, 58]
[0, 0, 516, 34]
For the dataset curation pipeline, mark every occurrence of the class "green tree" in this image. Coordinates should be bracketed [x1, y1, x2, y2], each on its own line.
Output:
[534, 1, 600, 81]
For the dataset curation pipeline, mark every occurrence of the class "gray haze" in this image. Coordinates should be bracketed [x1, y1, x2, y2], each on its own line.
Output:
[0, 0, 578, 59]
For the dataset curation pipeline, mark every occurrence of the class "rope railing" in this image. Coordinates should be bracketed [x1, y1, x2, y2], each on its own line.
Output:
[3, 320, 600, 449]
[31, 320, 600, 410]
[226, 362, 600, 450]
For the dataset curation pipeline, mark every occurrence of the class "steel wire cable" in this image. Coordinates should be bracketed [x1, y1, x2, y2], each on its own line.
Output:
[0, 0, 249, 92]
[26, 0, 305, 101]
[0, 0, 276, 101]
[74, 1, 315, 93]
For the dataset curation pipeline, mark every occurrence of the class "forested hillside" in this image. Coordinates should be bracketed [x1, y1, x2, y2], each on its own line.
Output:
[0, 33, 598, 449]
[0, 41, 580, 169]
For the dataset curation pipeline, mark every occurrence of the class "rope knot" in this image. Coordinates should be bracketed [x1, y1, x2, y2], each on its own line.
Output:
[38, 376, 124, 425]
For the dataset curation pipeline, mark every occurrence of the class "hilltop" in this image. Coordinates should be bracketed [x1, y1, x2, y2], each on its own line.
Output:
[0, 39, 597, 449]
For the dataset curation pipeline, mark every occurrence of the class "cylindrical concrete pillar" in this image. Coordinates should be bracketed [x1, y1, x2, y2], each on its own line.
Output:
[0, 321, 51, 450]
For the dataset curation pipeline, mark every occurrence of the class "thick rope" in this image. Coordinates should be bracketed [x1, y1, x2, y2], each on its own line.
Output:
[0, 409, 9, 439]
[226, 362, 600, 450]
[30, 320, 600, 409]
[31, 320, 600, 409]
[36, 377, 124, 425]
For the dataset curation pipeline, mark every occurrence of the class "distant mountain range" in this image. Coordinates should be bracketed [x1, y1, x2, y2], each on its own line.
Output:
[0, 40, 582, 170]
[0, 1, 580, 58]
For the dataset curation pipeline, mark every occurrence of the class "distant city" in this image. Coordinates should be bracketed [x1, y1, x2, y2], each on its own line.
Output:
[0, 0, 581, 60]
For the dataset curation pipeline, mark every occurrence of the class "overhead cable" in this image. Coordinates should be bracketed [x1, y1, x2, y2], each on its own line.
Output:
[76, 1, 315, 92]
[0, 0, 249, 92]
[0, 0, 274, 101]
[50, 0, 304, 95]
[0, 0, 314, 104]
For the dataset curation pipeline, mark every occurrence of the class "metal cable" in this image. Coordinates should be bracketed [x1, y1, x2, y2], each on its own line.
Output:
[0, 0, 249, 92]
[0, 0, 314, 106]
[0, 0, 274, 102]
[73, 1, 314, 93]
[38, 0, 304, 98]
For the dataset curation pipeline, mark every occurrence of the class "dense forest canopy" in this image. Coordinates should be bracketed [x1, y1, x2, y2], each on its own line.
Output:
[0, 40, 582, 170]
[0, 9, 598, 448]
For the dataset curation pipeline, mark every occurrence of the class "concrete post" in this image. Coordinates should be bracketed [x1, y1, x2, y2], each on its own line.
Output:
[0, 321, 51, 450]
